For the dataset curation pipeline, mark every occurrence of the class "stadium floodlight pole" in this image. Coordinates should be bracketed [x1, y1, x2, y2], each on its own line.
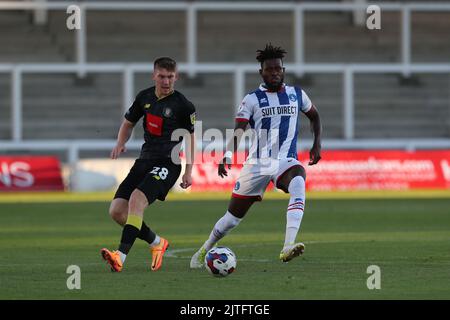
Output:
[234, 67, 245, 115]
[294, 5, 304, 78]
[343, 68, 354, 140]
[123, 67, 135, 140]
[186, 4, 197, 78]
[33, 0, 47, 25]
[68, 143, 79, 191]
[352, 0, 367, 26]
[401, 5, 411, 78]
[11, 67, 22, 142]
[76, 4, 87, 78]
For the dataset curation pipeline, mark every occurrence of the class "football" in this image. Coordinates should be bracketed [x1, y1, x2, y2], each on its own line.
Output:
[204, 246, 237, 277]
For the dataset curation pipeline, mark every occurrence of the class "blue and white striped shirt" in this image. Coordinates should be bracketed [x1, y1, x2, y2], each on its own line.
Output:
[235, 83, 312, 160]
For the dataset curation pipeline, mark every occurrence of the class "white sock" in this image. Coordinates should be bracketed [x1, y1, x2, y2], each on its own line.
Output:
[150, 235, 160, 247]
[203, 211, 242, 251]
[284, 176, 305, 247]
[118, 251, 127, 264]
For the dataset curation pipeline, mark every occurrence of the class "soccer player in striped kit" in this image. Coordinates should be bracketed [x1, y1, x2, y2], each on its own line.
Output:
[191, 44, 322, 267]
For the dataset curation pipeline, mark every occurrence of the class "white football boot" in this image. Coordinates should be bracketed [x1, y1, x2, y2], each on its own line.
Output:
[190, 247, 207, 269]
[279, 243, 305, 262]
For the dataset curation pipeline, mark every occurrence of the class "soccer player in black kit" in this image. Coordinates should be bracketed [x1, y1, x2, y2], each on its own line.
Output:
[101, 57, 196, 272]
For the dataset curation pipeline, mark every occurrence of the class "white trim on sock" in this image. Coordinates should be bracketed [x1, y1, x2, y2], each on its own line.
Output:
[150, 235, 161, 247]
[118, 251, 127, 264]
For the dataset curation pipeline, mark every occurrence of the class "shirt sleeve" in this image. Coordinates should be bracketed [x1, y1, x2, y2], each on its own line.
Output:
[124, 92, 144, 123]
[235, 94, 254, 122]
[300, 89, 313, 113]
[181, 100, 196, 134]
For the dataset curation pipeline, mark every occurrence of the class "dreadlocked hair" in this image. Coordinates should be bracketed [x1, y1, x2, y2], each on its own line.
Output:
[256, 43, 287, 67]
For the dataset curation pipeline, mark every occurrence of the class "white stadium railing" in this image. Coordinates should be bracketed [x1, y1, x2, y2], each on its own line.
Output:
[2, 62, 450, 143]
[2, 1, 450, 73]
[0, 1, 450, 165]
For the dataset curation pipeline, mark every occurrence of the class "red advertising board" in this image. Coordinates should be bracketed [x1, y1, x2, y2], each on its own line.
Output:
[189, 150, 450, 191]
[0, 156, 64, 191]
[300, 150, 450, 191]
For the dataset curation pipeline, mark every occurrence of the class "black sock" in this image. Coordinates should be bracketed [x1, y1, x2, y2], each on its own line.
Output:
[118, 224, 140, 254]
[137, 222, 157, 245]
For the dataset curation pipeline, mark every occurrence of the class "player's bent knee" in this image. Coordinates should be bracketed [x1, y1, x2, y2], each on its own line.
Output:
[109, 200, 128, 225]
[110, 210, 127, 225]
[278, 182, 290, 193]
[108, 206, 117, 218]
[228, 197, 256, 219]
[129, 189, 149, 210]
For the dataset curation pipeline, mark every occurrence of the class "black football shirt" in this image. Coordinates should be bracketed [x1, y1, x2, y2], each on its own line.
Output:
[125, 86, 196, 160]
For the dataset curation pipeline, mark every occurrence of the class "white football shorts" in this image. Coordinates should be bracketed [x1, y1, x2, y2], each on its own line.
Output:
[231, 157, 304, 201]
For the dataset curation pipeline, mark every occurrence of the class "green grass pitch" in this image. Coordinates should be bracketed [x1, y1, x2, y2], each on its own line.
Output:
[0, 197, 449, 299]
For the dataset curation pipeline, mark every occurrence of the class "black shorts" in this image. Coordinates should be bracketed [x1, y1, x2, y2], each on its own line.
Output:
[114, 158, 182, 204]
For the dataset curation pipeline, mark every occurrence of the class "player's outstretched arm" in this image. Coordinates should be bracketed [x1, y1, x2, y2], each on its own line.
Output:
[111, 119, 135, 159]
[304, 105, 322, 165]
[218, 120, 248, 178]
